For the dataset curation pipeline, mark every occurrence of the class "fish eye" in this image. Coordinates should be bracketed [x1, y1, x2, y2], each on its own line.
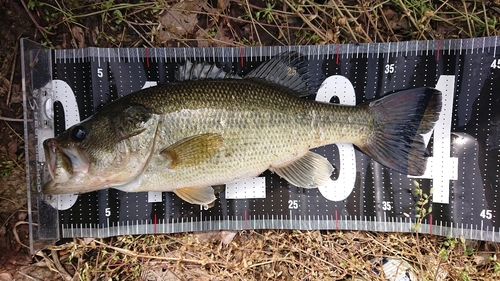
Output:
[71, 125, 86, 142]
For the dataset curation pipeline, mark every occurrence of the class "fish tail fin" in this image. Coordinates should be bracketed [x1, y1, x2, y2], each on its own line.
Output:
[360, 87, 442, 176]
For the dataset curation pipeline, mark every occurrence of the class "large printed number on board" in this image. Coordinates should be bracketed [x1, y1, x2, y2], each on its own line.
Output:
[409, 76, 458, 204]
[316, 75, 457, 203]
[316, 76, 357, 201]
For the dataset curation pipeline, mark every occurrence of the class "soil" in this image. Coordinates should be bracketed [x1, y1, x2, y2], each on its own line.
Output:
[0, 0, 39, 279]
[1, 0, 500, 279]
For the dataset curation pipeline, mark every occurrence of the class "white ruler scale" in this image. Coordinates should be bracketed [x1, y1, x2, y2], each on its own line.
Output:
[22, 37, 500, 251]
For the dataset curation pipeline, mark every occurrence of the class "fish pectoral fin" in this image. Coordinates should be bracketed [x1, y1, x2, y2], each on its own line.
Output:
[161, 133, 222, 169]
[173, 186, 216, 207]
[270, 151, 334, 188]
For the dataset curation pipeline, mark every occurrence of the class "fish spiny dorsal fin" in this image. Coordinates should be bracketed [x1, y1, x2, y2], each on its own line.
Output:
[244, 52, 319, 97]
[176, 60, 240, 81]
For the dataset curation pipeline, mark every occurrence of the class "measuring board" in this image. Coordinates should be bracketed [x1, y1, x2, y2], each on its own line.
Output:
[21, 37, 500, 251]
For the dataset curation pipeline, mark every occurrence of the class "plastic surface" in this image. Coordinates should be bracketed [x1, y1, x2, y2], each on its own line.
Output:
[22, 37, 500, 248]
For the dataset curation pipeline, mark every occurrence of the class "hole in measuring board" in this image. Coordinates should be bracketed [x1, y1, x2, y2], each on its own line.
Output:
[330, 96, 340, 104]
[53, 101, 66, 135]
[330, 165, 339, 181]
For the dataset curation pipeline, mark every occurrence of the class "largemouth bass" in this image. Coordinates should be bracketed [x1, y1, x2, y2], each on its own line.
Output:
[43, 53, 442, 206]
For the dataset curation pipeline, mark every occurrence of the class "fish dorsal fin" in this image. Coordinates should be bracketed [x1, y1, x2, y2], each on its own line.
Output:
[270, 151, 334, 188]
[160, 133, 222, 169]
[244, 52, 318, 97]
[176, 61, 240, 81]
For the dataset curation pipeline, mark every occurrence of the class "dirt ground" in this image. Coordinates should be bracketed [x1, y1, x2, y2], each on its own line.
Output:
[2, 0, 500, 280]
[0, 0, 35, 279]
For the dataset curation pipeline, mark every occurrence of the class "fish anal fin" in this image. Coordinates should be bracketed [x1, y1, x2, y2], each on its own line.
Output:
[173, 186, 216, 207]
[161, 133, 222, 169]
[270, 151, 334, 188]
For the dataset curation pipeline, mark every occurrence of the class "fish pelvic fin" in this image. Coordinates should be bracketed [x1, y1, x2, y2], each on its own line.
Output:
[161, 133, 222, 169]
[361, 87, 442, 176]
[270, 151, 334, 188]
[173, 186, 216, 207]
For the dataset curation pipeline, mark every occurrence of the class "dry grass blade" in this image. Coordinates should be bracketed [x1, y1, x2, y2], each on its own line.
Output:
[5, 0, 500, 280]
[32, 230, 500, 280]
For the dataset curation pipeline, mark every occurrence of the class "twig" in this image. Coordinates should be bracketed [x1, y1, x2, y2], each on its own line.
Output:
[51, 249, 73, 281]
[13, 221, 37, 249]
[6, 40, 19, 106]
[19, 0, 56, 36]
[283, 0, 328, 43]
[1, 120, 25, 171]
[421, 0, 450, 40]
[396, 0, 427, 40]
[0, 116, 31, 122]
[378, 5, 395, 42]
[93, 239, 224, 266]
[17, 271, 44, 281]
[462, 0, 473, 37]
[365, 232, 416, 265]
[362, 5, 386, 42]
[37, 249, 67, 273]
[0, 196, 24, 208]
[2, 208, 28, 227]
[336, 0, 373, 43]
[482, 1, 489, 36]
[123, 19, 154, 48]
[415, 229, 424, 274]
[323, 0, 361, 43]
[433, 257, 444, 281]
[243, 0, 262, 45]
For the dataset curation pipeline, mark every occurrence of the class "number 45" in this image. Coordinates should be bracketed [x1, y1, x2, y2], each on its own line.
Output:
[480, 209, 492, 220]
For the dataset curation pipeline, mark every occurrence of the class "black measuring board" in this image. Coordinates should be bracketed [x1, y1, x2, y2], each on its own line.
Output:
[23, 37, 500, 243]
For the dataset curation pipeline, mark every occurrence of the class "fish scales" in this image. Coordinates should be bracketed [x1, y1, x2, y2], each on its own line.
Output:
[118, 79, 371, 192]
[42, 52, 441, 206]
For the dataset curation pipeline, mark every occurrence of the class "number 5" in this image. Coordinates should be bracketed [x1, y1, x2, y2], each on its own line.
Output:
[105, 207, 111, 217]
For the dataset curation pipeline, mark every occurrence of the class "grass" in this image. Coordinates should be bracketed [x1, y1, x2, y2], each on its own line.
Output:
[25, 0, 500, 47]
[16, 0, 500, 280]
[38, 230, 500, 280]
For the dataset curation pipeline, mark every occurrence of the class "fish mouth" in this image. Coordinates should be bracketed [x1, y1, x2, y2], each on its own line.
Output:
[43, 138, 89, 185]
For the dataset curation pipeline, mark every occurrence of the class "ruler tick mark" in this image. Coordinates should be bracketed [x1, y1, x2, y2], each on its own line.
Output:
[154, 213, 157, 234]
[386, 43, 391, 64]
[240, 47, 244, 67]
[336, 44, 340, 64]
[335, 210, 338, 230]
[494, 37, 498, 57]
[436, 40, 441, 61]
[430, 214, 433, 234]
[244, 210, 248, 230]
